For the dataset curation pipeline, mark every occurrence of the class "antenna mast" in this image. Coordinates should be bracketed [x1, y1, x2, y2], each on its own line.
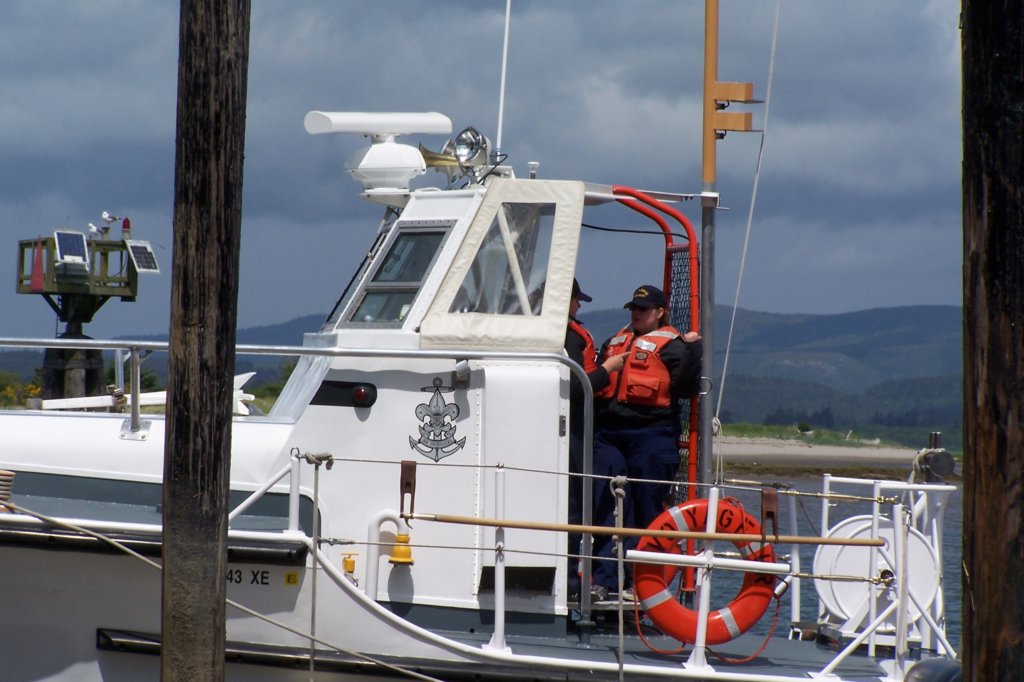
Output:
[494, 0, 512, 160]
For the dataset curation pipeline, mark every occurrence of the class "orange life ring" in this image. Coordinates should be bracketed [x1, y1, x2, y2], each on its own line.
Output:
[633, 497, 777, 645]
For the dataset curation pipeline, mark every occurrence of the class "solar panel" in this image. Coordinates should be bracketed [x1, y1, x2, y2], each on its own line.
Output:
[125, 240, 160, 274]
[54, 230, 88, 263]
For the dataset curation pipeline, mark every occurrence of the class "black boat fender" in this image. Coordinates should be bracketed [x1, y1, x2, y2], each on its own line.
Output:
[904, 657, 962, 682]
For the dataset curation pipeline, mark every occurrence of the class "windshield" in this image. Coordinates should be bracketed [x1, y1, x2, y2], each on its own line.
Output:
[342, 223, 451, 326]
[449, 202, 555, 316]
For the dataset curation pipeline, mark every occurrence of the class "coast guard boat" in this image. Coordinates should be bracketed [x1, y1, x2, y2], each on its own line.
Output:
[0, 8, 960, 682]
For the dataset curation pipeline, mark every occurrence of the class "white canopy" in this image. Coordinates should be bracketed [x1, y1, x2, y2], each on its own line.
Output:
[419, 178, 584, 353]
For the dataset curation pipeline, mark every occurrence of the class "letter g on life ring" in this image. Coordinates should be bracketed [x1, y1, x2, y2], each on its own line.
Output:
[633, 497, 777, 645]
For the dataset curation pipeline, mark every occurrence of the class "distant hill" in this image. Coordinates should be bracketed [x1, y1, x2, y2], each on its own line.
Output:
[0, 305, 963, 449]
[236, 314, 325, 345]
[117, 313, 325, 346]
[578, 304, 963, 449]
[1, 305, 961, 389]
[0, 350, 42, 380]
[579, 304, 961, 393]
[0, 314, 326, 388]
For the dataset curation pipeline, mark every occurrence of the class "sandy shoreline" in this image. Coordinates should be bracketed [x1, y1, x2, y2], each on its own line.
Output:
[711, 435, 918, 468]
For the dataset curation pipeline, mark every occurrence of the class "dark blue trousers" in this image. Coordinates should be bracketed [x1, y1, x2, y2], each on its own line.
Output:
[590, 423, 679, 590]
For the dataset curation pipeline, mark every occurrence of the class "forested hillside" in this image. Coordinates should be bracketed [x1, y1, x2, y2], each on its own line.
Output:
[581, 304, 963, 449]
[0, 305, 962, 449]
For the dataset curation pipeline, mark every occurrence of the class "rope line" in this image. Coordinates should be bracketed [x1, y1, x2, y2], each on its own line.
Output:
[329, 455, 878, 503]
[713, 0, 782, 482]
[582, 221, 690, 240]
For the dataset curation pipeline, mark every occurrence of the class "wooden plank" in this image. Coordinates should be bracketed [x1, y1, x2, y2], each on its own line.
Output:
[408, 512, 885, 547]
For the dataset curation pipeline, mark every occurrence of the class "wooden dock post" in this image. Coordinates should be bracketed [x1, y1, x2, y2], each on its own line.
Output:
[161, 1, 250, 680]
[962, 0, 1024, 678]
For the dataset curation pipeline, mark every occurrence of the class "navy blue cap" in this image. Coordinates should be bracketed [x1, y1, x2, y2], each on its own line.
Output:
[572, 278, 592, 303]
[624, 285, 667, 309]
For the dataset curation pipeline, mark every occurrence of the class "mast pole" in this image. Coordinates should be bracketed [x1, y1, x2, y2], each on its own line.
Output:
[697, 0, 755, 489]
[697, 0, 720, 489]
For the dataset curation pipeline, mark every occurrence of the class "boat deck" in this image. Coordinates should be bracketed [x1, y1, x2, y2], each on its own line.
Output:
[96, 625, 894, 681]
[386, 627, 894, 681]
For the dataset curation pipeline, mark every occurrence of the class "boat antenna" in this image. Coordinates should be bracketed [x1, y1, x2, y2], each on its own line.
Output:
[493, 0, 512, 162]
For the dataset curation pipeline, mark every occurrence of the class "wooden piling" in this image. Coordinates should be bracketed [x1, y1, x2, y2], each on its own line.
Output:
[161, 1, 250, 680]
[962, 0, 1024, 677]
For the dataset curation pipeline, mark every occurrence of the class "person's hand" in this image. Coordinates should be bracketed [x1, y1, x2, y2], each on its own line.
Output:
[682, 331, 701, 343]
[602, 353, 626, 373]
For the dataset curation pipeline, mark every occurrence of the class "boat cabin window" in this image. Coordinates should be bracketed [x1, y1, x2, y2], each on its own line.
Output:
[449, 202, 555, 316]
[324, 231, 385, 328]
[344, 222, 452, 326]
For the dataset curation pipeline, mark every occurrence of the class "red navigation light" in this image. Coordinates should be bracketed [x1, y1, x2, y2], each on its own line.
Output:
[351, 384, 377, 408]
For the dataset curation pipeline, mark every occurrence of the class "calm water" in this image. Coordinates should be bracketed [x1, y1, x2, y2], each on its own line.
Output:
[705, 473, 962, 651]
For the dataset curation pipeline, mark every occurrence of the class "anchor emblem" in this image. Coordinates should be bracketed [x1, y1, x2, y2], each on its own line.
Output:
[409, 377, 467, 462]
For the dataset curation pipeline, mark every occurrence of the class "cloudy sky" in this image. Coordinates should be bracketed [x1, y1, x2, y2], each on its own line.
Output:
[0, 1, 961, 340]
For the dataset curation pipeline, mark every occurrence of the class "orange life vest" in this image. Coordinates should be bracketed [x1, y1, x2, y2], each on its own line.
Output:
[596, 325, 680, 408]
[567, 318, 598, 374]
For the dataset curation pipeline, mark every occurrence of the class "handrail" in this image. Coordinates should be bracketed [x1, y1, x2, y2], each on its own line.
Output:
[626, 548, 792, 574]
[0, 337, 170, 352]
[129, 347, 142, 433]
[227, 459, 296, 524]
[404, 511, 885, 547]
[609, 186, 702, 508]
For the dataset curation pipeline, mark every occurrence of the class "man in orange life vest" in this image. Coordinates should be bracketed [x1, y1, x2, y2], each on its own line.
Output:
[590, 284, 702, 597]
[564, 279, 625, 595]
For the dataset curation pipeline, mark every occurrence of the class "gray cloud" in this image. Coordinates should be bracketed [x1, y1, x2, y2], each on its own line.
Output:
[0, 1, 961, 342]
